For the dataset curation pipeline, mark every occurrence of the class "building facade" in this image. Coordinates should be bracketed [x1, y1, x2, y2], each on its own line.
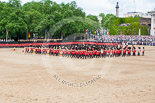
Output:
[124, 12, 151, 18]
[151, 13, 155, 36]
[140, 18, 151, 34]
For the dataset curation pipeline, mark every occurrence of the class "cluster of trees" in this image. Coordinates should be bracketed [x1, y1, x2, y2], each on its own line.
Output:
[112, 16, 149, 35]
[99, 14, 149, 35]
[0, 0, 100, 41]
[0, 0, 149, 41]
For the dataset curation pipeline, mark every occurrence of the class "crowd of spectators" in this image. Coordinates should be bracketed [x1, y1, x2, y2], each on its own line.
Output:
[94, 35, 155, 46]
[0, 35, 155, 46]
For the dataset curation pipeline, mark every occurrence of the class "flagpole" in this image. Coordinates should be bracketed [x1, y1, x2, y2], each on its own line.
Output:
[61, 32, 63, 40]
[45, 30, 46, 40]
[26, 29, 28, 40]
[6, 29, 7, 42]
[139, 29, 141, 36]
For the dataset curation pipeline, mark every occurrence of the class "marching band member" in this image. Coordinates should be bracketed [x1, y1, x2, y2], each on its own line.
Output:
[142, 47, 145, 56]
[24, 44, 143, 59]
[133, 47, 136, 56]
[138, 47, 141, 56]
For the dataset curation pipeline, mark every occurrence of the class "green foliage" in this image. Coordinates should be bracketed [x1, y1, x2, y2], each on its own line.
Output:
[140, 25, 149, 35]
[101, 14, 116, 29]
[101, 16, 149, 35]
[0, 0, 150, 41]
[0, 1, 27, 40]
[0, 0, 100, 41]
[87, 15, 99, 23]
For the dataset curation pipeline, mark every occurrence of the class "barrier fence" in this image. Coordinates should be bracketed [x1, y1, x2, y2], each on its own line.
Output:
[0, 42, 119, 47]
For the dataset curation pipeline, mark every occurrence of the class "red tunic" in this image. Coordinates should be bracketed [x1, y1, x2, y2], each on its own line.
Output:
[97, 51, 101, 55]
[54, 50, 57, 54]
[93, 51, 97, 55]
[112, 50, 114, 54]
[42, 49, 46, 53]
[31, 48, 34, 51]
[86, 52, 89, 56]
[133, 50, 136, 53]
[107, 50, 110, 54]
[64, 51, 66, 54]
[104, 50, 107, 54]
[89, 51, 93, 55]
[68, 51, 71, 55]
[142, 50, 145, 53]
[123, 50, 126, 54]
[128, 50, 131, 54]
[72, 51, 76, 55]
[56, 50, 60, 54]
[83, 51, 86, 55]
[116, 50, 119, 54]
[78, 51, 81, 55]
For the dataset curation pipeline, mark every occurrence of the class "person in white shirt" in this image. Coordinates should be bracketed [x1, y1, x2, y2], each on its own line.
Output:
[101, 48, 104, 58]
[138, 47, 141, 56]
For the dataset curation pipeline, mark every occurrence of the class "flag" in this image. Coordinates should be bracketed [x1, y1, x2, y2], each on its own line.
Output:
[89, 30, 91, 34]
[94, 31, 96, 35]
[28, 32, 30, 38]
[107, 29, 110, 35]
[6, 29, 8, 42]
[97, 29, 99, 35]
[6, 30, 8, 36]
[86, 29, 88, 35]
[104, 30, 107, 35]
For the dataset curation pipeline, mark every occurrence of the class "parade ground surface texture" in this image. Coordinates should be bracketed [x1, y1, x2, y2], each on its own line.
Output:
[0, 42, 155, 103]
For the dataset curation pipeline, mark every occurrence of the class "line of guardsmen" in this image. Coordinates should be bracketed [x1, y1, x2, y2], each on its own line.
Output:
[25, 45, 145, 59]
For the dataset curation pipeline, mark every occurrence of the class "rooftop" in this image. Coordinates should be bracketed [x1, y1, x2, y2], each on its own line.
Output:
[127, 12, 142, 14]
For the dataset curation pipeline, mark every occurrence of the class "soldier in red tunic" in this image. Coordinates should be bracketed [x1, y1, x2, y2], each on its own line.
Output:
[133, 47, 136, 56]
[127, 48, 131, 56]
[142, 47, 145, 56]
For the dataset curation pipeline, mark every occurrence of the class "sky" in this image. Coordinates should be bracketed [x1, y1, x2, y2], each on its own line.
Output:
[1, 0, 155, 17]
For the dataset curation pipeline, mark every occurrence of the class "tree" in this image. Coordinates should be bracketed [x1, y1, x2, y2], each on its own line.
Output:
[87, 15, 99, 23]
[9, 0, 21, 8]
[2, 0, 149, 41]
[0, 1, 27, 41]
